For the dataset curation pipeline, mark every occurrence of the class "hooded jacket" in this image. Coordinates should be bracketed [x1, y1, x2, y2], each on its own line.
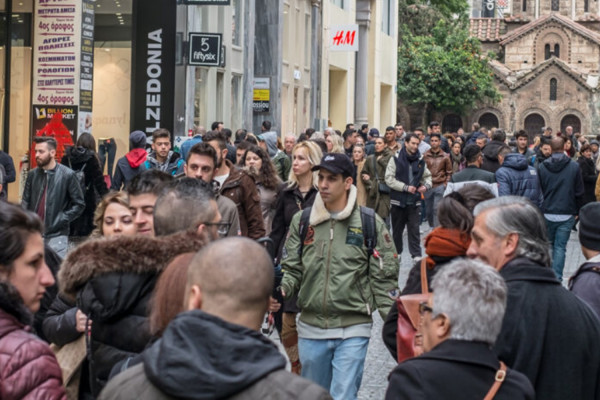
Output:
[577, 156, 597, 205]
[0, 282, 66, 400]
[99, 310, 331, 400]
[61, 146, 109, 236]
[281, 185, 399, 326]
[219, 159, 265, 239]
[261, 131, 291, 181]
[21, 162, 85, 238]
[496, 153, 543, 208]
[58, 231, 208, 396]
[110, 148, 148, 190]
[144, 150, 184, 176]
[538, 153, 584, 215]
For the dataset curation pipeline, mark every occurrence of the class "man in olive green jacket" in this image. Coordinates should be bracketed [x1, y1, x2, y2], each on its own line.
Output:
[281, 153, 399, 400]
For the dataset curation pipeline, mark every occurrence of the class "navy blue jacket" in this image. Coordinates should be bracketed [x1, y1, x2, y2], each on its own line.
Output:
[496, 153, 543, 207]
[538, 153, 584, 215]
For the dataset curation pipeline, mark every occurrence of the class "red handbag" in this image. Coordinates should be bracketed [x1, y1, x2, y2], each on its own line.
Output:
[396, 258, 431, 363]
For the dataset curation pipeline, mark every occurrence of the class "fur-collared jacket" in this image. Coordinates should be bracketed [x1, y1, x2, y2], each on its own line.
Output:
[0, 282, 66, 400]
[58, 231, 208, 397]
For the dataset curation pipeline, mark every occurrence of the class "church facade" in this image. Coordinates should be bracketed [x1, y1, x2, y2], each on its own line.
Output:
[399, 1, 600, 139]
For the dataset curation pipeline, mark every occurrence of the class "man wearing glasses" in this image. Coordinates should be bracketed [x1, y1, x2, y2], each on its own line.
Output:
[183, 142, 240, 237]
[386, 259, 534, 399]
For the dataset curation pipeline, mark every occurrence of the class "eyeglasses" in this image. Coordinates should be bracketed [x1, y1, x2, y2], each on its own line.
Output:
[204, 221, 232, 237]
[418, 302, 434, 315]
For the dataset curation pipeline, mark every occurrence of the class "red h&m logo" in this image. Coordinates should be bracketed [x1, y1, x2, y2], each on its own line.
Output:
[330, 24, 359, 52]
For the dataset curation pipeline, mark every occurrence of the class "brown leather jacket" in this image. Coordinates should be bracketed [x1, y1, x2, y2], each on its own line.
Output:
[423, 149, 452, 187]
[219, 159, 266, 239]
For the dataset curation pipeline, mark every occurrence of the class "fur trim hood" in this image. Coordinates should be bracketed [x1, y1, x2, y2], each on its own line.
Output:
[59, 231, 208, 301]
[0, 281, 33, 330]
[309, 185, 357, 226]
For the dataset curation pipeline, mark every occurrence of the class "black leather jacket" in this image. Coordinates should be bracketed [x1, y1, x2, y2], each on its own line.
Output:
[22, 163, 85, 237]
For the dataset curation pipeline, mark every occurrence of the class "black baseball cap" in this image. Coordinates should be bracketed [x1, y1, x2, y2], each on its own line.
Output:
[312, 153, 354, 177]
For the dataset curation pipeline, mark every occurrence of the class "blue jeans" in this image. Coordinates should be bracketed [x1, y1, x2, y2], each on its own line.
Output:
[298, 336, 369, 400]
[546, 216, 575, 282]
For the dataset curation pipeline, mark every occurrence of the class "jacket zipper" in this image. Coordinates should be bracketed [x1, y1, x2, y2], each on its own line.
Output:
[323, 220, 335, 329]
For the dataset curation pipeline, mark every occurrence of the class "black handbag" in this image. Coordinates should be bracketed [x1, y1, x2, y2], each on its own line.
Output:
[373, 156, 391, 194]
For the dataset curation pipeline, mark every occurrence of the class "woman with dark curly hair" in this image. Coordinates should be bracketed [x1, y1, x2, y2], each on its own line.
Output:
[241, 145, 282, 235]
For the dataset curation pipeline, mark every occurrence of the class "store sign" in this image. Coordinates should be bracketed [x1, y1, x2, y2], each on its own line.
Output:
[253, 78, 270, 113]
[32, 0, 94, 139]
[189, 33, 222, 66]
[131, 0, 177, 134]
[330, 24, 359, 52]
[183, 0, 231, 4]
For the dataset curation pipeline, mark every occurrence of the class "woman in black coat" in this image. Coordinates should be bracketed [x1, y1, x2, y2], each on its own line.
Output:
[577, 144, 597, 205]
[269, 140, 322, 375]
[61, 133, 108, 239]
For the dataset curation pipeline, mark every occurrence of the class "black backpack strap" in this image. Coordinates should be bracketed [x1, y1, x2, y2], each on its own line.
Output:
[359, 206, 377, 257]
[297, 206, 312, 256]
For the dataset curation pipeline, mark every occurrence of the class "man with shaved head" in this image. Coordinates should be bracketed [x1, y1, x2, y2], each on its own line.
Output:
[538, 136, 584, 282]
[100, 238, 331, 400]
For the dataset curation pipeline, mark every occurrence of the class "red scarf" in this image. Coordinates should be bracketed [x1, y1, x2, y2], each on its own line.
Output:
[424, 227, 471, 269]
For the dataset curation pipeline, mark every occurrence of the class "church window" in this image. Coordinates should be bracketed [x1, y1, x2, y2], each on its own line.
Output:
[550, 79, 557, 101]
[523, 0, 527, 11]
[551, 0, 559, 11]
[585, 0, 589, 12]
[554, 44, 560, 58]
[545, 44, 551, 60]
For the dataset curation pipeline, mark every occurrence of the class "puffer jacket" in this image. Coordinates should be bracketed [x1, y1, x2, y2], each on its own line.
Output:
[423, 149, 452, 187]
[219, 159, 265, 239]
[496, 153, 543, 208]
[0, 282, 65, 400]
[144, 150, 184, 176]
[58, 231, 208, 397]
[61, 146, 109, 236]
[22, 163, 85, 238]
[99, 310, 331, 400]
[281, 185, 399, 327]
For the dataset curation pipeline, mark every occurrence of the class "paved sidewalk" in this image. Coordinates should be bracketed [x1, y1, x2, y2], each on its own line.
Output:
[357, 222, 584, 400]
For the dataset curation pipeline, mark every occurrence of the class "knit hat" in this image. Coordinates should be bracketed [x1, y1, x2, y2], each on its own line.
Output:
[579, 203, 600, 251]
[129, 130, 147, 149]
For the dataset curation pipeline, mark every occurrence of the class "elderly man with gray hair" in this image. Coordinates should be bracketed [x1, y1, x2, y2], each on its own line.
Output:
[386, 259, 534, 399]
[467, 196, 600, 400]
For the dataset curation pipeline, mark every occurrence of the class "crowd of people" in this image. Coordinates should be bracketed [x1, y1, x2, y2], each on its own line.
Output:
[0, 119, 600, 400]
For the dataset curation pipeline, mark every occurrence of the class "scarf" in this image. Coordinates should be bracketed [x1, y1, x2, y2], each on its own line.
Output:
[424, 227, 471, 269]
[394, 147, 422, 185]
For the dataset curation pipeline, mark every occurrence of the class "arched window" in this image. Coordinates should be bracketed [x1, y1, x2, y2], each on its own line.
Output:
[523, 0, 527, 11]
[545, 44, 551, 60]
[550, 78, 557, 101]
[551, 0, 559, 10]
[554, 44, 560, 58]
[585, 0, 589, 12]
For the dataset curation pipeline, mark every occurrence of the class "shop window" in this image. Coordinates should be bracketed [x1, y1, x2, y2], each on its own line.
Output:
[382, 0, 393, 35]
[232, 0, 241, 46]
[550, 78, 557, 101]
[331, 0, 344, 9]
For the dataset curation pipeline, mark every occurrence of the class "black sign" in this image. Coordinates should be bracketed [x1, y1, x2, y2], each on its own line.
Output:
[131, 0, 177, 135]
[482, 0, 495, 17]
[189, 33, 222, 66]
[183, 0, 231, 5]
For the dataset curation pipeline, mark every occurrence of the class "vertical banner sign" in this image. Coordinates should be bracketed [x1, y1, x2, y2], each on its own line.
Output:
[482, 0, 496, 17]
[329, 24, 359, 52]
[32, 0, 83, 144]
[79, 0, 94, 134]
[253, 78, 270, 113]
[131, 0, 177, 135]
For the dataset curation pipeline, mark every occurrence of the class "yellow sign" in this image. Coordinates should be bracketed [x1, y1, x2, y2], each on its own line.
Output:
[253, 89, 270, 101]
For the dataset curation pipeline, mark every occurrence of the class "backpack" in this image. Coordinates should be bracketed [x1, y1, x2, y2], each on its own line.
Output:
[68, 158, 88, 194]
[297, 206, 377, 261]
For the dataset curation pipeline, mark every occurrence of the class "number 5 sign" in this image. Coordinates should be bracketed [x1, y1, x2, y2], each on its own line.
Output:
[330, 24, 359, 52]
[189, 33, 222, 66]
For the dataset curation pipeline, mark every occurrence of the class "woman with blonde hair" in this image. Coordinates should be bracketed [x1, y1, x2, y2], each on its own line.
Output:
[269, 140, 322, 375]
[325, 133, 344, 154]
[352, 144, 367, 206]
[91, 191, 137, 238]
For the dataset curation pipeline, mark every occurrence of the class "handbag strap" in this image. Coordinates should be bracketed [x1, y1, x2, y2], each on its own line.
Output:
[420, 258, 428, 294]
[372, 156, 379, 181]
[483, 361, 507, 400]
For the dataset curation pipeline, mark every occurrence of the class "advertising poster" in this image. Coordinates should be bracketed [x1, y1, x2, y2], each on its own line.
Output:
[253, 78, 270, 113]
[31, 105, 78, 168]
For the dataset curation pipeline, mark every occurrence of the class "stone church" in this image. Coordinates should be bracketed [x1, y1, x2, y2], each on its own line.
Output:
[399, 0, 600, 139]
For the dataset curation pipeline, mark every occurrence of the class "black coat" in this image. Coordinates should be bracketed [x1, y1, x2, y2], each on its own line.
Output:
[61, 146, 109, 236]
[386, 340, 534, 400]
[569, 260, 600, 319]
[577, 156, 597, 205]
[58, 231, 208, 397]
[0, 150, 15, 198]
[494, 257, 600, 400]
